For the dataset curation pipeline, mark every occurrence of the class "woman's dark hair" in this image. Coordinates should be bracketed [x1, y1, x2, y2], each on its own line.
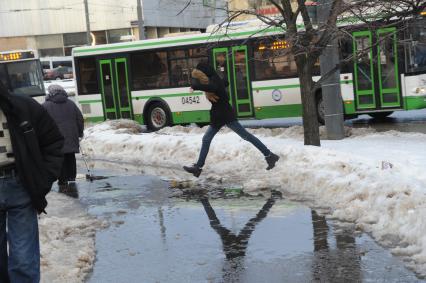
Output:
[196, 62, 216, 77]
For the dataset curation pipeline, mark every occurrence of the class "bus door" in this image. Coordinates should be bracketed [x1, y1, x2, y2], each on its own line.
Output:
[212, 46, 253, 117]
[99, 58, 133, 120]
[352, 27, 401, 111]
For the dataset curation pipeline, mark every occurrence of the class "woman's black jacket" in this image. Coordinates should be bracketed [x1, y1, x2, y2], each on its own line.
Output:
[190, 64, 236, 128]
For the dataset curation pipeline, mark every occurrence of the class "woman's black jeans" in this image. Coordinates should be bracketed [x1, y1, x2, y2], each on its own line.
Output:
[196, 121, 271, 168]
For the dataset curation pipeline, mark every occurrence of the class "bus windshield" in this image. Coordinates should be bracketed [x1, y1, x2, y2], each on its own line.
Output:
[0, 60, 45, 96]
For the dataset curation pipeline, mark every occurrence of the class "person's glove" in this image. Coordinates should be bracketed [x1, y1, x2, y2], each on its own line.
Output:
[206, 93, 219, 103]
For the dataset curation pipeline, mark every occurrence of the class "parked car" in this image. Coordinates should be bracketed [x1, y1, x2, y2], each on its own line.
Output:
[43, 66, 73, 80]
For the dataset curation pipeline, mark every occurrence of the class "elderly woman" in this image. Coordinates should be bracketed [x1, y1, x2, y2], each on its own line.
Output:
[43, 85, 84, 195]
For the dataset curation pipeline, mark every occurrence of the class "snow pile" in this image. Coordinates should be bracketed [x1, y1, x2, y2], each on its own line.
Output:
[40, 192, 104, 283]
[157, 124, 376, 139]
[84, 119, 143, 136]
[81, 120, 426, 275]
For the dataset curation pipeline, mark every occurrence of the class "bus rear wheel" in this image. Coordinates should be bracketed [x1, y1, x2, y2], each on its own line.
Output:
[368, 112, 393, 119]
[146, 103, 171, 131]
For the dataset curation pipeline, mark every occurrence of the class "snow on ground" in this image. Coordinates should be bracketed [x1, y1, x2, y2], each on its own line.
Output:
[40, 192, 103, 283]
[81, 120, 426, 276]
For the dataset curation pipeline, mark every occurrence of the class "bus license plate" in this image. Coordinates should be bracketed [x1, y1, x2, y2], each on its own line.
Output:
[182, 96, 200, 104]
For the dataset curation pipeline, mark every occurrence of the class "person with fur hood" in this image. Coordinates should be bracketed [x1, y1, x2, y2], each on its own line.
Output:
[183, 62, 279, 177]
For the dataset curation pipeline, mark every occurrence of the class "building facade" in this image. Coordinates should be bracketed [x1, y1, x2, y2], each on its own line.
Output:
[0, 0, 227, 56]
[227, 0, 298, 20]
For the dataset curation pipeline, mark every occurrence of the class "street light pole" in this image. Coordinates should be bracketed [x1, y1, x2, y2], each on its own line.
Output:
[137, 0, 145, 40]
[84, 0, 91, 45]
[318, 0, 345, 140]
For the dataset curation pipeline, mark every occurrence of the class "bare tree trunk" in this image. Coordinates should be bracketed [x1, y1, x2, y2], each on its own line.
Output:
[296, 56, 321, 146]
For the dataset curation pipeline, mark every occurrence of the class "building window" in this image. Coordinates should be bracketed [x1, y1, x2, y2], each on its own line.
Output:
[64, 32, 88, 46]
[39, 48, 64, 57]
[131, 51, 169, 90]
[36, 34, 64, 57]
[107, 29, 132, 43]
[76, 57, 98, 95]
[91, 30, 107, 45]
[64, 32, 88, 56]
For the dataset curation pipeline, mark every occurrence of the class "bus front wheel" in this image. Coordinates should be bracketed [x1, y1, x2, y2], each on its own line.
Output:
[368, 112, 393, 120]
[146, 103, 171, 131]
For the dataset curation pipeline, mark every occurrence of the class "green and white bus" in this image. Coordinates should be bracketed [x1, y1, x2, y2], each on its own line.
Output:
[72, 15, 426, 130]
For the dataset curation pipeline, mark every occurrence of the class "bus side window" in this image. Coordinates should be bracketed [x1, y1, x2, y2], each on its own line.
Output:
[167, 47, 208, 88]
[77, 58, 99, 95]
[131, 51, 170, 90]
[339, 36, 353, 73]
[407, 18, 426, 73]
[253, 39, 297, 80]
[188, 47, 208, 79]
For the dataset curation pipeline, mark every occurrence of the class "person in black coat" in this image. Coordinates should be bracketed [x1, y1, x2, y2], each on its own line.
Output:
[183, 62, 279, 177]
[0, 81, 64, 282]
[43, 85, 83, 196]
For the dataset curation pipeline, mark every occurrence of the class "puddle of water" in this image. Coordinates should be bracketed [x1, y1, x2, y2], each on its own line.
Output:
[72, 164, 423, 283]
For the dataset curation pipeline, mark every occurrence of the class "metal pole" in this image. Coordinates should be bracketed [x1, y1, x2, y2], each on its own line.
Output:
[137, 0, 145, 40]
[212, 0, 216, 24]
[84, 0, 91, 45]
[318, 0, 345, 140]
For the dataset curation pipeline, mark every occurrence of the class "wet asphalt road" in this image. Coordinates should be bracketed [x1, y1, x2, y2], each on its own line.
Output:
[239, 109, 426, 134]
[68, 162, 424, 283]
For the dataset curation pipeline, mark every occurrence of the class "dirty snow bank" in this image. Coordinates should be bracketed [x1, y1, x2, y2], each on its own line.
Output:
[40, 192, 103, 283]
[156, 123, 376, 139]
[81, 120, 426, 276]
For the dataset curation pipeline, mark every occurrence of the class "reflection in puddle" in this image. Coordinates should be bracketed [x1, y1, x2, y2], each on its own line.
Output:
[201, 192, 280, 282]
[311, 211, 362, 282]
[74, 162, 422, 282]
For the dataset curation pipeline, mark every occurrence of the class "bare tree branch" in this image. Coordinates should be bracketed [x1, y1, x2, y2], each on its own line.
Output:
[176, 0, 192, 16]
